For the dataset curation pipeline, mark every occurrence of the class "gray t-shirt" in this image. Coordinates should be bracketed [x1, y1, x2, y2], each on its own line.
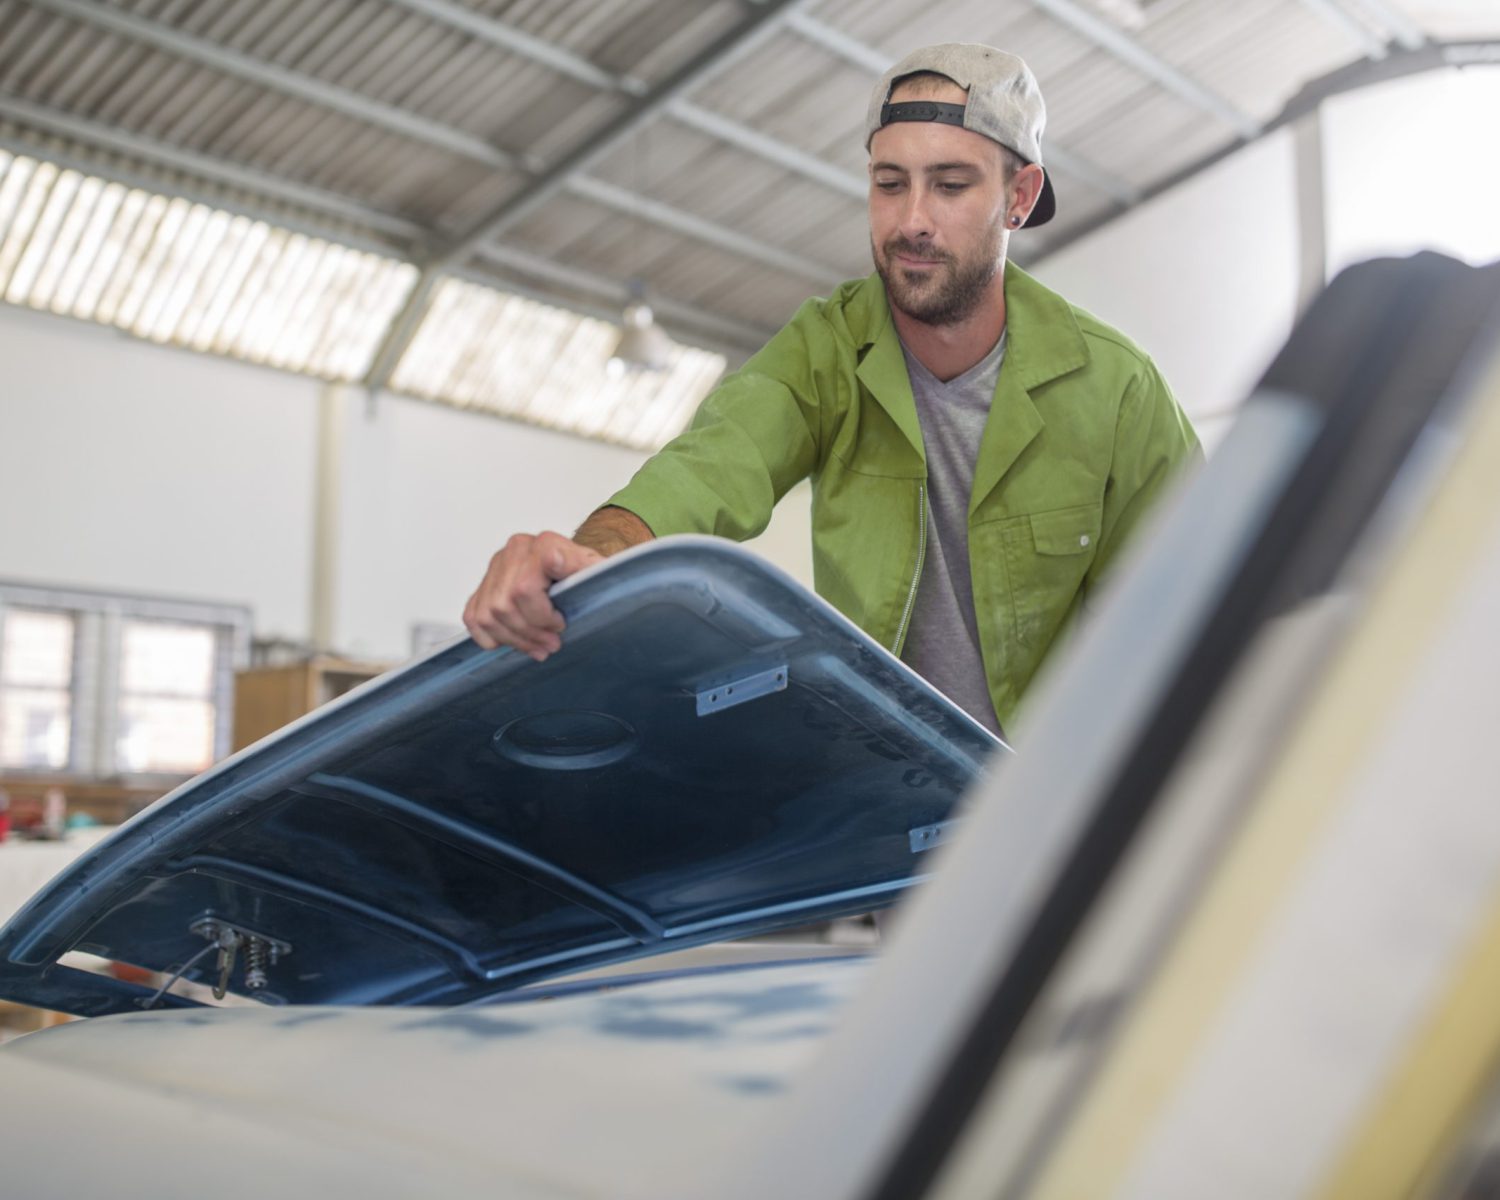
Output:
[899, 332, 1007, 738]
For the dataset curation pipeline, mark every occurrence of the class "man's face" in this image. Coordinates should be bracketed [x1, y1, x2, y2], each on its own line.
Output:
[868, 79, 1011, 327]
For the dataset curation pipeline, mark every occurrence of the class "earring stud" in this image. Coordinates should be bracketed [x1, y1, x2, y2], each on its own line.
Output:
[1009, 214, 1023, 227]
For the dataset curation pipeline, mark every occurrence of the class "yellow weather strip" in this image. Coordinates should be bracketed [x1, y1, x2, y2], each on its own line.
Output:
[1312, 872, 1500, 1200]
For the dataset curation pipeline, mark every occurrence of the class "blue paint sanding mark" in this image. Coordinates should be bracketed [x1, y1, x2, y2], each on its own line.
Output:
[396, 1012, 533, 1038]
[597, 1014, 722, 1040]
[716, 1074, 785, 1096]
[753, 1022, 835, 1043]
[648, 982, 837, 1021]
[274, 1010, 343, 1029]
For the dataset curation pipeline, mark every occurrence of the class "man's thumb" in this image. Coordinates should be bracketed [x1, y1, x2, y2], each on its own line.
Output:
[547, 541, 601, 580]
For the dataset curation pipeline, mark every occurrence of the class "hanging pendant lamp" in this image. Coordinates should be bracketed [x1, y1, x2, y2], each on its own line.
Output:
[607, 280, 674, 376]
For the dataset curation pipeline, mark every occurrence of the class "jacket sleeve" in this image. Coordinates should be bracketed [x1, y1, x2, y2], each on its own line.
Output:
[605, 303, 826, 541]
[1086, 356, 1203, 589]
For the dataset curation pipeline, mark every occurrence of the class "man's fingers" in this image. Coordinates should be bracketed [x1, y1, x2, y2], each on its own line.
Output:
[465, 531, 601, 657]
[466, 586, 533, 654]
[483, 587, 566, 658]
[512, 587, 565, 638]
[468, 623, 500, 652]
[539, 535, 603, 582]
[482, 601, 552, 656]
[462, 592, 501, 651]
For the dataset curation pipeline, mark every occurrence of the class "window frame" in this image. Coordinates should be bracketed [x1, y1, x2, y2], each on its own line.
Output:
[0, 580, 250, 784]
[0, 606, 78, 773]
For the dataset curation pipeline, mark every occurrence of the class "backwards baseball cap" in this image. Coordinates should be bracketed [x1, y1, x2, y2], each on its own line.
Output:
[865, 43, 1057, 228]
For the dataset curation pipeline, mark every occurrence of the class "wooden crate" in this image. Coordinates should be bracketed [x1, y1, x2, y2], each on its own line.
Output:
[231, 656, 389, 752]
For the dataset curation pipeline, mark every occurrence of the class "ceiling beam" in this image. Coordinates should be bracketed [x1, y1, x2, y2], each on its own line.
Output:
[28, 0, 857, 220]
[1044, 145, 1142, 206]
[1296, 0, 1392, 60]
[434, 0, 822, 261]
[664, 102, 867, 201]
[381, 0, 642, 94]
[384, 0, 870, 202]
[0, 99, 771, 360]
[566, 175, 845, 284]
[23, 0, 518, 170]
[360, 269, 438, 399]
[783, 13, 892, 74]
[12, 0, 848, 382]
[444, 264, 754, 366]
[475, 242, 773, 351]
[362, 0, 823, 389]
[13, 3, 839, 295]
[1291, 108, 1329, 315]
[0, 120, 769, 360]
[784, 13, 1141, 206]
[16, 0, 1142, 385]
[1025, 0, 1262, 139]
[24, 0, 860, 225]
[0, 95, 424, 243]
[1339, 0, 1426, 52]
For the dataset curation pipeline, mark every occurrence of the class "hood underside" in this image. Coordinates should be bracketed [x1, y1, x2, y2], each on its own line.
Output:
[0, 538, 1002, 1016]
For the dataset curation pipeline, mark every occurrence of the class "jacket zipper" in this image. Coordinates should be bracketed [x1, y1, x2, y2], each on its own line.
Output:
[893, 483, 927, 653]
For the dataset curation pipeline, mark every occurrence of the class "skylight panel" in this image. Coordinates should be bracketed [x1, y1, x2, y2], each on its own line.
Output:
[0, 149, 414, 382]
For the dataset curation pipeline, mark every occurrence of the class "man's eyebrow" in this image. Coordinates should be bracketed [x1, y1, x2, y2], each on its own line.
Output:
[868, 160, 985, 175]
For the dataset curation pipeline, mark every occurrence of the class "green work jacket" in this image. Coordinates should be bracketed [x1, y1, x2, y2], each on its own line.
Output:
[609, 265, 1201, 730]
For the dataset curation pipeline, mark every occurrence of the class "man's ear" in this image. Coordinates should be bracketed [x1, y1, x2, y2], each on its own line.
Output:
[1009, 162, 1046, 225]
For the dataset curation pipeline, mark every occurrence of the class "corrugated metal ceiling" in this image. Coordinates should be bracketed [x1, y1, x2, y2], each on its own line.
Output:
[0, 0, 1495, 449]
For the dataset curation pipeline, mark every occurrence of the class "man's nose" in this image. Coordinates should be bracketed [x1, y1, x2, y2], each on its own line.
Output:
[898, 189, 934, 240]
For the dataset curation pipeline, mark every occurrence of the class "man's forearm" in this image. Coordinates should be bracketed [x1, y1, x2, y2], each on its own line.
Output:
[574, 506, 654, 557]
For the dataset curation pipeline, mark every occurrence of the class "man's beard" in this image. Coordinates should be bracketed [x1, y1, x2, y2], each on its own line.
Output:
[874, 234, 1002, 327]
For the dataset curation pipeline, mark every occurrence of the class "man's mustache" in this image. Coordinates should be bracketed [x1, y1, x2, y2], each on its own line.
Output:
[884, 239, 950, 264]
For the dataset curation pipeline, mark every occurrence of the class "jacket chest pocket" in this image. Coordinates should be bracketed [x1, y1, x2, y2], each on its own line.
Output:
[981, 501, 1102, 650]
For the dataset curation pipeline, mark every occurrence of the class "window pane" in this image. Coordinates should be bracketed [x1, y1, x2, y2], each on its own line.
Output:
[119, 621, 215, 696]
[2, 610, 74, 687]
[116, 696, 214, 773]
[0, 688, 71, 769]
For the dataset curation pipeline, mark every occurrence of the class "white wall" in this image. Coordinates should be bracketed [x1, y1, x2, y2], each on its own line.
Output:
[0, 305, 317, 637]
[0, 304, 813, 662]
[1032, 129, 1303, 452]
[331, 387, 644, 658]
[1322, 68, 1500, 273]
[332, 381, 812, 659]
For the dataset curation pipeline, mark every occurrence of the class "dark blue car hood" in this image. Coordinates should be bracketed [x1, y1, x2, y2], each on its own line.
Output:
[0, 538, 1004, 1016]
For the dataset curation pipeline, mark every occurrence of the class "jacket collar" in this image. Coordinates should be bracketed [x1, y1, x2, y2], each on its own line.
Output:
[852, 278, 924, 462]
[850, 264, 1089, 512]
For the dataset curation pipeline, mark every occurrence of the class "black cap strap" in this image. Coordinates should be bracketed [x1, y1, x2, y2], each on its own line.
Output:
[879, 100, 967, 129]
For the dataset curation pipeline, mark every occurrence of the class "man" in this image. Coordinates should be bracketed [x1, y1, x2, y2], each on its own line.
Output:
[464, 43, 1200, 736]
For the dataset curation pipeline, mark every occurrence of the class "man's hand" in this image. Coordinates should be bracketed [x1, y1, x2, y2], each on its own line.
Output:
[463, 532, 600, 659]
[463, 507, 653, 660]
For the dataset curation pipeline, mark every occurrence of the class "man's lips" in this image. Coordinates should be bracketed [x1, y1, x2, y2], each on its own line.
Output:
[894, 252, 946, 268]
